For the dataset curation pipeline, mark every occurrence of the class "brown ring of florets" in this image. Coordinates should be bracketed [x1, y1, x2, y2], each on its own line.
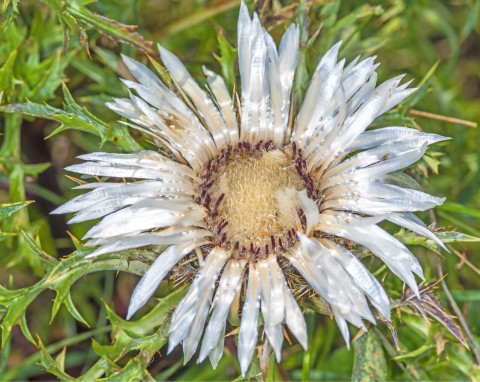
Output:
[195, 140, 319, 261]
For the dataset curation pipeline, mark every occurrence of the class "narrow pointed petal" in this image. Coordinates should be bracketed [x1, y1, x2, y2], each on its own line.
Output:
[238, 262, 261, 377]
[283, 281, 308, 350]
[267, 257, 286, 326]
[348, 127, 449, 152]
[315, 215, 423, 297]
[203, 67, 239, 144]
[198, 260, 246, 362]
[258, 258, 284, 362]
[127, 240, 209, 319]
[294, 43, 343, 143]
[208, 323, 226, 369]
[168, 248, 230, 354]
[159, 45, 229, 149]
[388, 212, 448, 251]
[83, 200, 206, 239]
[320, 239, 391, 319]
[86, 229, 212, 258]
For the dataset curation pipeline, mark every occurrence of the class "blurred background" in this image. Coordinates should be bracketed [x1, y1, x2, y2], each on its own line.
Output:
[0, 0, 479, 380]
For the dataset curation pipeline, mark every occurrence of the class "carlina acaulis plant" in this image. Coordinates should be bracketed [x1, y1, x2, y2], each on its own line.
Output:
[52, 1, 451, 376]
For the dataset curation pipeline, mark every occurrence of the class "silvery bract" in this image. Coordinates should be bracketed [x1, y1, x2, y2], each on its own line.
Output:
[53, 2, 448, 376]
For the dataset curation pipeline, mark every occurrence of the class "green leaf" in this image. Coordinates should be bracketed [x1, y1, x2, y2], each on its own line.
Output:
[0, 201, 32, 221]
[64, 292, 90, 327]
[54, 347, 67, 374]
[0, 48, 17, 99]
[107, 288, 186, 335]
[423, 154, 440, 175]
[20, 229, 58, 272]
[396, 228, 480, 252]
[0, 0, 20, 27]
[102, 358, 154, 382]
[51, 286, 70, 324]
[0, 251, 148, 348]
[437, 211, 480, 237]
[214, 25, 237, 92]
[404, 60, 439, 108]
[393, 344, 435, 360]
[334, 4, 384, 30]
[28, 49, 66, 102]
[436, 231, 480, 244]
[64, 1, 154, 55]
[449, 290, 480, 302]
[438, 202, 480, 219]
[0, 101, 107, 137]
[0, 290, 38, 347]
[19, 314, 36, 345]
[352, 331, 387, 382]
[402, 286, 469, 348]
[265, 352, 277, 382]
[19, 162, 51, 177]
[37, 338, 76, 381]
[0, 82, 143, 152]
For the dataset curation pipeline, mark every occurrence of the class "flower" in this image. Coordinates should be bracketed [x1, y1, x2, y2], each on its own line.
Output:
[53, 2, 448, 376]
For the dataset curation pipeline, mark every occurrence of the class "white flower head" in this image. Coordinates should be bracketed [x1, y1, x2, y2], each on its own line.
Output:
[53, 1, 449, 376]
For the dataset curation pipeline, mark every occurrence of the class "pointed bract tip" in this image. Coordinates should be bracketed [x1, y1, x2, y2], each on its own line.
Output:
[196, 352, 207, 364]
[84, 251, 102, 260]
[209, 357, 220, 370]
[299, 337, 308, 351]
[126, 306, 135, 320]
[50, 206, 62, 215]
[157, 43, 172, 61]
[331, 40, 343, 53]
[167, 340, 177, 355]
[183, 354, 191, 366]
[239, 0, 249, 14]
[121, 54, 138, 71]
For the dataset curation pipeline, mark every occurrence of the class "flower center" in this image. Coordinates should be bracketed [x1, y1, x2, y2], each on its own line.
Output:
[196, 141, 318, 260]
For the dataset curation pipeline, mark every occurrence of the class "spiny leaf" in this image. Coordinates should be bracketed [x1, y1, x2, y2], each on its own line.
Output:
[352, 330, 387, 382]
[28, 49, 66, 102]
[0, 252, 148, 348]
[20, 230, 58, 272]
[0, 291, 38, 347]
[0, 201, 32, 221]
[51, 286, 70, 324]
[64, 292, 90, 327]
[395, 228, 480, 252]
[0, 102, 108, 138]
[37, 337, 75, 380]
[436, 231, 480, 244]
[93, 290, 184, 364]
[402, 286, 468, 348]
[104, 287, 185, 336]
[54, 347, 67, 374]
[65, 1, 154, 55]
[19, 313, 35, 345]
[102, 358, 154, 382]
[0, 83, 142, 152]
[18, 162, 51, 177]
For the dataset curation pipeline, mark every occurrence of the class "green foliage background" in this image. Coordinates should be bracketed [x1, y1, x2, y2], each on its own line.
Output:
[0, 0, 479, 380]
